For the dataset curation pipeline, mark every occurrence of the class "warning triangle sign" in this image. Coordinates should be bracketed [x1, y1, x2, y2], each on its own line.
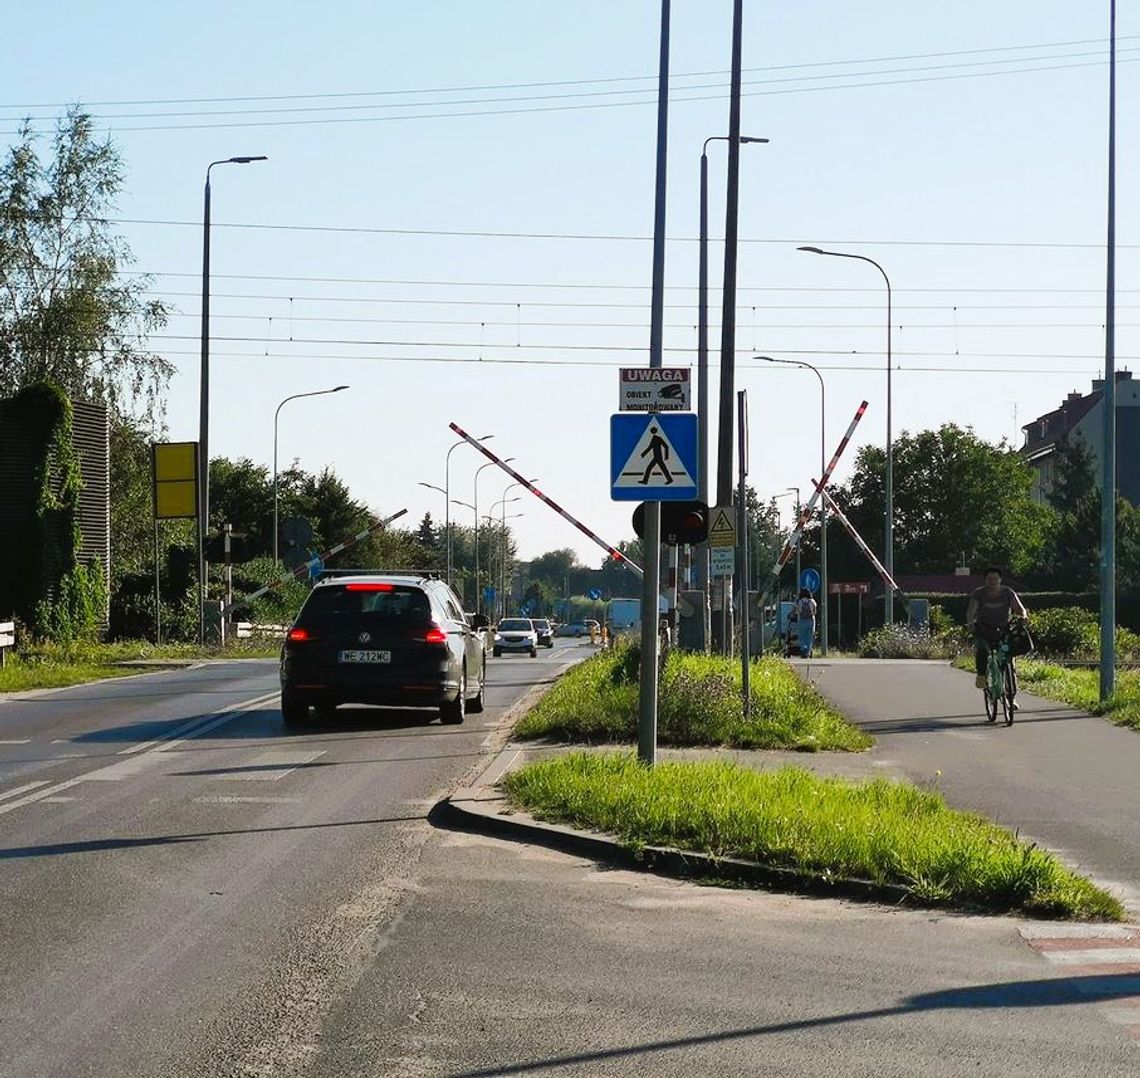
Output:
[612, 418, 696, 489]
[707, 507, 736, 545]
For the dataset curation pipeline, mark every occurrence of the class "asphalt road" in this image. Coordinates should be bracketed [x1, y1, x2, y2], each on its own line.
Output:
[4, 648, 1139, 1076]
[794, 658, 1140, 911]
[0, 643, 581, 1078]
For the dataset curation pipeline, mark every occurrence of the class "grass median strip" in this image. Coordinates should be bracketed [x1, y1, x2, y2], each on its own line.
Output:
[502, 751, 1123, 920]
[515, 644, 870, 752]
[0, 638, 280, 694]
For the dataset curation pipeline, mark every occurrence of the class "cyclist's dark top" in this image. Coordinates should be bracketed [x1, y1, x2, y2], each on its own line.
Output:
[970, 585, 1022, 630]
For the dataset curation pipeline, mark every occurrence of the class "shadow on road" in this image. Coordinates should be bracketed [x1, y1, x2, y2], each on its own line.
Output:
[857, 709, 1088, 735]
[451, 975, 1137, 1076]
[0, 811, 433, 860]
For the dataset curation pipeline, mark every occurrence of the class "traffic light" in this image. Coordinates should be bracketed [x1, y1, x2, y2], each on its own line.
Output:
[203, 533, 256, 563]
[631, 500, 709, 546]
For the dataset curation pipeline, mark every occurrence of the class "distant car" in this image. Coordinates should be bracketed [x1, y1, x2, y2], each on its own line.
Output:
[532, 618, 554, 648]
[559, 621, 589, 637]
[279, 572, 489, 727]
[494, 617, 539, 657]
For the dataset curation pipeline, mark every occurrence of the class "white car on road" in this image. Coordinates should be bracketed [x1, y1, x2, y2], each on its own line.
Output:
[493, 618, 539, 658]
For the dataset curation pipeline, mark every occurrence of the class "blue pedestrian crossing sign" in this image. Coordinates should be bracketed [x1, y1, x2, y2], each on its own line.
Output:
[610, 413, 698, 502]
[800, 567, 821, 594]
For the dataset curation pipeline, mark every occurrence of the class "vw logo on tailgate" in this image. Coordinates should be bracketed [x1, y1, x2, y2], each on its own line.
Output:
[358, 631, 371, 644]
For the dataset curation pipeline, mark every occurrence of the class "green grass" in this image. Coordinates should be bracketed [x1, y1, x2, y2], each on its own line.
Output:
[503, 752, 1124, 920]
[953, 656, 1140, 731]
[0, 637, 280, 694]
[515, 644, 871, 752]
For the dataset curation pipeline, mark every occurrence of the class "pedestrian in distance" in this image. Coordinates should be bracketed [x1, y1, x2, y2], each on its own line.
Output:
[796, 587, 818, 658]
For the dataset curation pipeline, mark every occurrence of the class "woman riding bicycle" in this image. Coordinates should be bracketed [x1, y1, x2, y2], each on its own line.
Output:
[966, 566, 1028, 708]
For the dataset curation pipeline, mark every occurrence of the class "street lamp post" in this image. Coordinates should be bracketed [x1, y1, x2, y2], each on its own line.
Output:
[497, 479, 534, 618]
[442, 434, 493, 586]
[797, 246, 893, 625]
[757, 354, 829, 653]
[472, 458, 514, 613]
[489, 497, 523, 617]
[198, 154, 268, 643]
[697, 135, 768, 623]
[273, 386, 349, 563]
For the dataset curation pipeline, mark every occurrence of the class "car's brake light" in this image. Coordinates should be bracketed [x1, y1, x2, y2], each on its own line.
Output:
[345, 582, 394, 592]
[287, 627, 312, 642]
[424, 626, 448, 644]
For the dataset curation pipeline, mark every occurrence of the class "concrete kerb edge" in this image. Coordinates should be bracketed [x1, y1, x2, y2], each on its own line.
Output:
[435, 794, 920, 908]
[439, 642, 923, 909]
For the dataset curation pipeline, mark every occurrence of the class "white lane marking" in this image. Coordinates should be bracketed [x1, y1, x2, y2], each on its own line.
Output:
[1020, 924, 1139, 940]
[221, 748, 326, 781]
[0, 739, 31, 745]
[118, 691, 280, 755]
[194, 795, 302, 805]
[1038, 948, 1140, 966]
[0, 691, 279, 817]
[0, 780, 50, 803]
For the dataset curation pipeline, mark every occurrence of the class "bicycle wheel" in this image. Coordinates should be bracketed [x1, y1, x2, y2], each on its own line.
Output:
[1002, 661, 1016, 726]
[982, 689, 997, 723]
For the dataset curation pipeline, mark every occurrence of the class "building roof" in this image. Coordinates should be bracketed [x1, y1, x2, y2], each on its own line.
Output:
[1020, 390, 1101, 457]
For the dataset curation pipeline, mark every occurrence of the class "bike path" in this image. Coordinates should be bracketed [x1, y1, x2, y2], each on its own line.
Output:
[794, 658, 1140, 914]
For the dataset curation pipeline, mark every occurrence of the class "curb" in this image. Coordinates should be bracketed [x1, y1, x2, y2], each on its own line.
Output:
[435, 767, 917, 909]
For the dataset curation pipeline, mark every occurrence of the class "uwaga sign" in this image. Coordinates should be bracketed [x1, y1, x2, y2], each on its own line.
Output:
[618, 368, 691, 412]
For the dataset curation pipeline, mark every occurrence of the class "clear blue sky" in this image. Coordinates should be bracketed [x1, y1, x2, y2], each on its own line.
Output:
[3, 2, 1136, 567]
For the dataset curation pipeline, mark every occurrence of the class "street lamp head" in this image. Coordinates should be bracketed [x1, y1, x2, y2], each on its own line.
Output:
[739, 136, 770, 144]
[229, 155, 269, 164]
[333, 384, 349, 392]
[797, 246, 824, 255]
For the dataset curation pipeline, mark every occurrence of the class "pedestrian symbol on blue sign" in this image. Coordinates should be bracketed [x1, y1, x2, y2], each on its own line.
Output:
[610, 413, 698, 502]
[800, 567, 821, 594]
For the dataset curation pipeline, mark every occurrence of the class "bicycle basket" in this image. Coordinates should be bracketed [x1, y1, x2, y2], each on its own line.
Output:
[1008, 622, 1034, 656]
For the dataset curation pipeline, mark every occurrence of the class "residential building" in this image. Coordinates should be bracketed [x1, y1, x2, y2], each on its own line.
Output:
[1020, 371, 1140, 506]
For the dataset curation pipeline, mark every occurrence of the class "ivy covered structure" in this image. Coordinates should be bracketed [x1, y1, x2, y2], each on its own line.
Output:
[0, 381, 110, 639]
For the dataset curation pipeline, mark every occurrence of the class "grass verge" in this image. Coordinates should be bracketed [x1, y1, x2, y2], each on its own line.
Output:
[953, 656, 1140, 731]
[502, 751, 1123, 920]
[514, 644, 870, 752]
[0, 638, 280, 694]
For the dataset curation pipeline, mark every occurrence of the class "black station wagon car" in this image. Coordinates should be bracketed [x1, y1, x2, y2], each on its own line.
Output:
[280, 571, 489, 727]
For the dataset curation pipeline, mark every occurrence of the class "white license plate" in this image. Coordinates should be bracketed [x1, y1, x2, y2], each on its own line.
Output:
[338, 649, 391, 663]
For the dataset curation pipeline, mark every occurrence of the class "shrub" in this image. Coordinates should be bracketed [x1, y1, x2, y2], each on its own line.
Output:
[857, 624, 958, 659]
[1029, 607, 1099, 659]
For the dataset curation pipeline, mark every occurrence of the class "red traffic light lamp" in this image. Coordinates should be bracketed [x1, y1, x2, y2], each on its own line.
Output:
[632, 500, 709, 546]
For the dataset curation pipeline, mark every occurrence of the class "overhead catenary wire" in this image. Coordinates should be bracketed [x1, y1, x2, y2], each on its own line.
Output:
[5, 33, 1131, 111]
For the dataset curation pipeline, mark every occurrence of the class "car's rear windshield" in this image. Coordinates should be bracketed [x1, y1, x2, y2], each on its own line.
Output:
[533, 619, 551, 629]
[499, 619, 532, 631]
[298, 584, 431, 626]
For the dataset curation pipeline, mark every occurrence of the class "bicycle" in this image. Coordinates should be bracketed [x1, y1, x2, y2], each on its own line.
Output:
[977, 624, 1018, 727]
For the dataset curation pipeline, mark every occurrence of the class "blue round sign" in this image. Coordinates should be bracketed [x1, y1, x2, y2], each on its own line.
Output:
[588, 588, 602, 601]
[800, 568, 821, 594]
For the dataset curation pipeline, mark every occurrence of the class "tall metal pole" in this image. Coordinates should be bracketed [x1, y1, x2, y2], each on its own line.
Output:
[197, 169, 212, 645]
[198, 155, 266, 644]
[697, 145, 712, 646]
[1101, 0, 1118, 702]
[474, 459, 510, 613]
[714, 0, 744, 509]
[639, 0, 670, 767]
[738, 390, 750, 717]
[796, 247, 890, 625]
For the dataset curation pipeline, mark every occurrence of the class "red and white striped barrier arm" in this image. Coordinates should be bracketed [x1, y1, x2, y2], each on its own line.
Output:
[767, 400, 868, 578]
[222, 508, 408, 616]
[449, 421, 644, 578]
[818, 486, 904, 596]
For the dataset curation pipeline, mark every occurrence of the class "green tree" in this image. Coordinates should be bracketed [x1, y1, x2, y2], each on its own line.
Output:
[0, 109, 169, 412]
[529, 548, 579, 592]
[209, 457, 275, 554]
[834, 424, 1052, 577]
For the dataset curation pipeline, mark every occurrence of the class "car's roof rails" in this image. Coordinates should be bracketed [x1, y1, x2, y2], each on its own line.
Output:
[315, 567, 445, 581]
